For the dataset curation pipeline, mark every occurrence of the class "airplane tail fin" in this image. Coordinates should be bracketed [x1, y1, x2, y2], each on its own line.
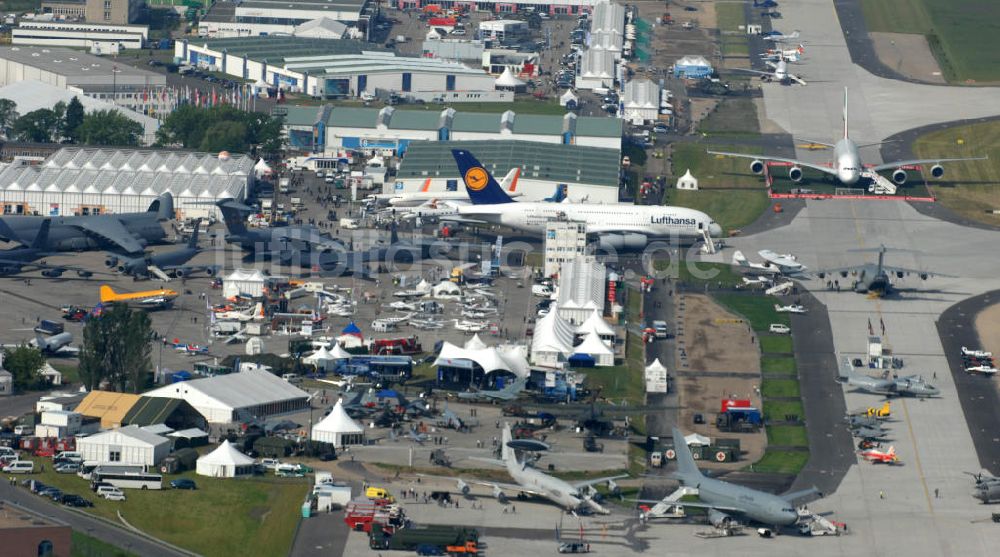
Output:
[501, 167, 521, 193]
[843, 87, 849, 139]
[148, 193, 175, 221]
[187, 219, 202, 249]
[545, 184, 568, 203]
[420, 178, 431, 193]
[880, 401, 890, 415]
[732, 250, 749, 267]
[451, 149, 515, 205]
[671, 427, 703, 480]
[501, 422, 515, 464]
[31, 219, 52, 250]
[99, 285, 116, 303]
[887, 446, 896, 457]
[216, 200, 249, 235]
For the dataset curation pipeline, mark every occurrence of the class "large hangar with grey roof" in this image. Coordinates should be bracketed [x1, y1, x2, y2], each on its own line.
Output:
[393, 140, 622, 203]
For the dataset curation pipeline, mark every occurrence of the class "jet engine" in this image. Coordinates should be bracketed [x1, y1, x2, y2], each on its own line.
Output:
[896, 271, 905, 279]
[117, 258, 144, 275]
[492, 485, 508, 503]
[892, 169, 908, 185]
[597, 233, 647, 252]
[76, 270, 93, 278]
[457, 479, 470, 496]
[750, 160, 766, 174]
[41, 269, 64, 278]
[930, 164, 944, 178]
[205, 267, 217, 277]
[105, 256, 119, 268]
[920, 273, 929, 280]
[708, 509, 736, 528]
[174, 268, 190, 278]
[788, 166, 803, 182]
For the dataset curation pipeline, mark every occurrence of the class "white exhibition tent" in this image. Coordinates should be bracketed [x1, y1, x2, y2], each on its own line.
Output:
[676, 169, 699, 190]
[685, 433, 712, 447]
[531, 306, 577, 366]
[495, 67, 527, 90]
[304, 346, 337, 372]
[312, 399, 365, 448]
[223, 269, 267, 298]
[432, 281, 462, 299]
[196, 440, 256, 478]
[645, 358, 667, 375]
[329, 344, 353, 360]
[434, 341, 530, 378]
[559, 89, 578, 107]
[575, 310, 616, 342]
[572, 332, 615, 367]
[464, 334, 487, 351]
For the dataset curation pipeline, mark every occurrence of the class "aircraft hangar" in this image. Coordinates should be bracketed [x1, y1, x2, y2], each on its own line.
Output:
[0, 146, 255, 218]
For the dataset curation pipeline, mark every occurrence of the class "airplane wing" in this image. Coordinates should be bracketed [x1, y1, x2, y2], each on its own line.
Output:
[789, 73, 808, 85]
[706, 151, 839, 177]
[0, 259, 104, 276]
[880, 265, 954, 279]
[572, 474, 629, 490]
[758, 250, 799, 268]
[74, 219, 145, 254]
[634, 498, 745, 514]
[870, 156, 988, 172]
[782, 486, 822, 505]
[732, 68, 777, 79]
[585, 225, 656, 236]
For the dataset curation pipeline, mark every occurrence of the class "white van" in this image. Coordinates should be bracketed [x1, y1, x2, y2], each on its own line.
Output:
[13, 425, 33, 436]
[3, 460, 35, 474]
[339, 218, 360, 230]
[531, 284, 553, 297]
[769, 324, 791, 334]
[54, 451, 83, 463]
[97, 485, 126, 501]
[0, 447, 17, 458]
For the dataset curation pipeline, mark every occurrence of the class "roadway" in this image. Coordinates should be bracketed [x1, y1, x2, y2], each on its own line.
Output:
[0, 481, 193, 557]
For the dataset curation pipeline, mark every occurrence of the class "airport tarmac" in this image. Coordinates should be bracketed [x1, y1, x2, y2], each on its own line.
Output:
[755, 0, 1000, 162]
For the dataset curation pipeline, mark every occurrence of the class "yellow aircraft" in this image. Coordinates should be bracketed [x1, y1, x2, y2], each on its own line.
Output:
[99, 285, 179, 309]
[865, 401, 891, 419]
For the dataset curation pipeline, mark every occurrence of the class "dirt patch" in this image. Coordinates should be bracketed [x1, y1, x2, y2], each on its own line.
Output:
[974, 303, 1000, 358]
[674, 294, 764, 468]
[688, 97, 720, 128]
[870, 32, 946, 84]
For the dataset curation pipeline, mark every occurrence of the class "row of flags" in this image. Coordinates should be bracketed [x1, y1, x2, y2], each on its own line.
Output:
[126, 83, 267, 120]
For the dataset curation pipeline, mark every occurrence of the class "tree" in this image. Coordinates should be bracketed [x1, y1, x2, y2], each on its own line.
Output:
[76, 110, 144, 146]
[199, 120, 248, 152]
[12, 108, 60, 143]
[2, 345, 46, 392]
[64, 96, 85, 143]
[79, 303, 153, 393]
[0, 99, 18, 139]
[156, 105, 284, 154]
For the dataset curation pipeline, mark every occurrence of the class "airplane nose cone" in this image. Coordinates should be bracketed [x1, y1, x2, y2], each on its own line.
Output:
[709, 222, 723, 237]
[838, 170, 859, 185]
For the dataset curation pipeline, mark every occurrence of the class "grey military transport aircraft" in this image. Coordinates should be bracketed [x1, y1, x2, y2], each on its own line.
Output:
[838, 357, 940, 398]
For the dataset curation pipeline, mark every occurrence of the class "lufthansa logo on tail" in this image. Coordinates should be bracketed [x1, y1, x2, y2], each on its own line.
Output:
[464, 167, 489, 191]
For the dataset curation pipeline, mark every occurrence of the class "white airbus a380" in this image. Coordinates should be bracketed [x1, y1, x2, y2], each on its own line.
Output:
[710, 88, 986, 186]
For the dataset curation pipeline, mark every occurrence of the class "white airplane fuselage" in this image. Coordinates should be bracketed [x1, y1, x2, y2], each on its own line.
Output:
[506, 457, 597, 512]
[833, 137, 863, 185]
[456, 203, 721, 241]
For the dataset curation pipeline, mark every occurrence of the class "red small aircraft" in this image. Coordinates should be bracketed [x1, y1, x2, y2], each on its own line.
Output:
[859, 445, 899, 465]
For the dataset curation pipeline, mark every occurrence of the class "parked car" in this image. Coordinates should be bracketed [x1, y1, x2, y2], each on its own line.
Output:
[61, 494, 93, 507]
[45, 488, 64, 502]
[170, 478, 198, 490]
[769, 323, 791, 334]
[558, 542, 591, 553]
[97, 486, 126, 501]
[54, 462, 80, 474]
[259, 458, 282, 470]
[91, 481, 114, 493]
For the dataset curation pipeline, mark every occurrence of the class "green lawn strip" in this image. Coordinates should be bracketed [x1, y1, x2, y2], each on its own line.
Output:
[761, 356, 797, 375]
[669, 143, 763, 188]
[759, 335, 793, 354]
[766, 425, 809, 447]
[21, 458, 308, 557]
[751, 450, 809, 474]
[72, 531, 140, 557]
[712, 293, 789, 331]
[762, 399, 804, 422]
[760, 379, 800, 398]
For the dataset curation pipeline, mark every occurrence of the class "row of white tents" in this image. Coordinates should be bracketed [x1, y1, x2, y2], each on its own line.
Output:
[531, 307, 616, 367]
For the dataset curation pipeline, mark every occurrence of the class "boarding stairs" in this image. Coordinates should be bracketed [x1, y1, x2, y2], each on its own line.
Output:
[863, 171, 897, 195]
[796, 508, 843, 536]
[766, 281, 794, 296]
[642, 486, 699, 520]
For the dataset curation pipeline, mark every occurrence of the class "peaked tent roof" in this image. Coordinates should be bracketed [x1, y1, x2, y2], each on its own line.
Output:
[560, 89, 578, 103]
[329, 344, 353, 359]
[433, 342, 530, 378]
[342, 321, 362, 335]
[576, 310, 616, 337]
[645, 358, 668, 374]
[464, 334, 487, 351]
[495, 67, 526, 87]
[304, 346, 334, 364]
[531, 305, 576, 355]
[199, 440, 256, 466]
[314, 399, 364, 434]
[574, 331, 613, 356]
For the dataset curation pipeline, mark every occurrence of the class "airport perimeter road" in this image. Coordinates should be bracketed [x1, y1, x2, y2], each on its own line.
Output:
[937, 291, 1000, 475]
[0, 481, 193, 557]
[757, 0, 1000, 162]
[716, 198, 1000, 554]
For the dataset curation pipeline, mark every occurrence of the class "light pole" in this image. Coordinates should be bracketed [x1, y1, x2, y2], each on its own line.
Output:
[112, 65, 121, 107]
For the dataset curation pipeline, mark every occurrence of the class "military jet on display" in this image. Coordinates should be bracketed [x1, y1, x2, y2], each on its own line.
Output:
[215, 199, 345, 255]
[457, 377, 527, 403]
[774, 303, 807, 314]
[858, 445, 899, 465]
[838, 357, 939, 398]
[458, 424, 626, 515]
[813, 245, 950, 296]
[0, 194, 173, 254]
[0, 220, 99, 278]
[964, 364, 998, 376]
[107, 220, 218, 280]
[638, 428, 819, 528]
[962, 346, 993, 359]
[735, 56, 807, 85]
[29, 331, 76, 355]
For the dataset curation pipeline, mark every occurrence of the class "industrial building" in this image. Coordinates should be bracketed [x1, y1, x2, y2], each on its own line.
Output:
[282, 105, 622, 156]
[0, 501, 72, 557]
[144, 368, 310, 424]
[394, 140, 622, 203]
[40, 0, 88, 19]
[0, 46, 170, 115]
[0, 146, 254, 218]
[177, 36, 495, 99]
[12, 20, 148, 50]
[393, 0, 603, 15]
[197, 0, 375, 39]
[621, 78, 660, 125]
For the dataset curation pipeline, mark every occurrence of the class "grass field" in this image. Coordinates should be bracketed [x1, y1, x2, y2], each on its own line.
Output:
[0, 0, 41, 12]
[72, 531, 140, 557]
[652, 260, 743, 287]
[670, 143, 762, 189]
[712, 293, 789, 331]
[761, 379, 801, 398]
[913, 120, 1000, 225]
[766, 425, 809, 447]
[668, 190, 769, 235]
[761, 356, 797, 375]
[578, 333, 644, 404]
[20, 459, 308, 557]
[762, 399, 804, 421]
[698, 97, 760, 136]
[759, 335, 793, 354]
[861, 0, 1000, 82]
[752, 449, 809, 474]
[716, 3, 749, 57]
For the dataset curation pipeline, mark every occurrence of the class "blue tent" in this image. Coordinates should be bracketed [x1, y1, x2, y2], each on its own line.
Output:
[342, 321, 362, 335]
[568, 353, 596, 368]
[376, 389, 400, 399]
